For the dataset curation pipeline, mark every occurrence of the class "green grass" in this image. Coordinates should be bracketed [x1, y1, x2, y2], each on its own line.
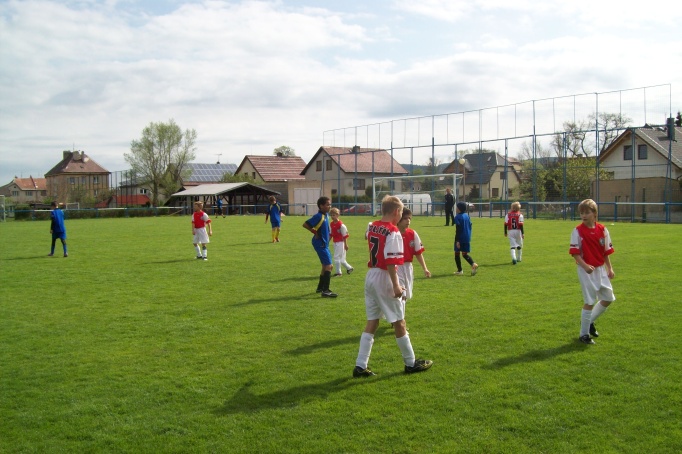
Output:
[1, 214, 681, 453]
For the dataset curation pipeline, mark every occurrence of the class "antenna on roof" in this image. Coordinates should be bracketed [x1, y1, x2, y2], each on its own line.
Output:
[215, 153, 222, 164]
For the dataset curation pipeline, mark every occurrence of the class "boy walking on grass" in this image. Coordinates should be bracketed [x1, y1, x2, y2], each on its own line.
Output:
[48, 201, 68, 257]
[329, 207, 354, 277]
[192, 201, 212, 260]
[454, 201, 478, 276]
[302, 196, 337, 298]
[265, 195, 283, 243]
[353, 195, 432, 377]
[397, 208, 431, 301]
[569, 199, 616, 345]
[504, 201, 524, 265]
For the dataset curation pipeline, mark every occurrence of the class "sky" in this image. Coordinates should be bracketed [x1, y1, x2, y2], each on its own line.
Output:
[1, 0, 681, 184]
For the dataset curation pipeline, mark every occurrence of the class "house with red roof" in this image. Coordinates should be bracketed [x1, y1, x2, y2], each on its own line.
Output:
[234, 153, 306, 203]
[300, 146, 408, 199]
[44, 151, 111, 206]
[0, 176, 47, 205]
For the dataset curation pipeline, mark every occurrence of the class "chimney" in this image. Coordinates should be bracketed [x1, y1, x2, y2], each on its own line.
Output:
[276, 152, 283, 157]
[352, 145, 360, 153]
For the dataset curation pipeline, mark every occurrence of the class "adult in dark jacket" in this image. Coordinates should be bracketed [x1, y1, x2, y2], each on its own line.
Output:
[444, 188, 455, 226]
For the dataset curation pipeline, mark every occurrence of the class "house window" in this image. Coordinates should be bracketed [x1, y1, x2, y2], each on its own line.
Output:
[252, 172, 256, 179]
[12, 191, 18, 196]
[638, 144, 648, 160]
[353, 179, 365, 190]
[41, 191, 47, 196]
[326, 160, 332, 171]
[69, 177, 75, 184]
[499, 172, 507, 180]
[623, 145, 633, 161]
[94, 190, 98, 197]
[316, 161, 322, 171]
[243, 172, 248, 177]
[81, 176, 86, 184]
[492, 188, 499, 197]
[26, 191, 33, 196]
[139, 189, 148, 194]
[93, 176, 99, 184]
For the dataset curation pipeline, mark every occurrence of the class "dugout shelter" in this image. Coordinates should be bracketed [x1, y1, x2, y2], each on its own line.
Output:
[169, 183, 280, 215]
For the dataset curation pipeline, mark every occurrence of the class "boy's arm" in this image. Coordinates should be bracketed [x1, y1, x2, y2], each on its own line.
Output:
[207, 220, 212, 236]
[604, 254, 614, 279]
[387, 265, 404, 298]
[504, 223, 508, 236]
[264, 210, 269, 223]
[415, 253, 431, 277]
[343, 238, 348, 251]
[571, 253, 594, 274]
[302, 221, 318, 238]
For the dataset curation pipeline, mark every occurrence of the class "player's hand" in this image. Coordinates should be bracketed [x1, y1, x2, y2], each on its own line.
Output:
[208, 232, 212, 237]
[607, 269, 615, 279]
[344, 244, 348, 251]
[393, 285, 403, 298]
[583, 265, 595, 274]
[424, 269, 431, 278]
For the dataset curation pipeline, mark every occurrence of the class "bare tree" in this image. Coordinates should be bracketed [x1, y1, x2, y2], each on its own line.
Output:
[517, 140, 552, 161]
[551, 112, 631, 158]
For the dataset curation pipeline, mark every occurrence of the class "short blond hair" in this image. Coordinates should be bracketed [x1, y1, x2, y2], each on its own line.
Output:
[578, 199, 598, 217]
[194, 201, 204, 209]
[511, 201, 521, 211]
[381, 195, 403, 216]
[329, 207, 340, 216]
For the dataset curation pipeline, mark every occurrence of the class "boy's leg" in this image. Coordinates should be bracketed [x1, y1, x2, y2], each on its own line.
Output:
[355, 331, 375, 369]
[517, 246, 522, 261]
[275, 227, 280, 241]
[194, 244, 202, 257]
[316, 273, 324, 293]
[271, 228, 276, 242]
[50, 237, 57, 255]
[510, 247, 517, 262]
[202, 245, 207, 259]
[580, 305, 592, 337]
[61, 239, 68, 256]
[454, 252, 462, 272]
[591, 300, 611, 322]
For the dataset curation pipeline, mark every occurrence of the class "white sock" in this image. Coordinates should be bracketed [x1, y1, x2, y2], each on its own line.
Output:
[355, 332, 374, 369]
[202, 247, 207, 258]
[334, 262, 341, 274]
[195, 245, 201, 256]
[396, 333, 416, 367]
[591, 302, 608, 323]
[510, 249, 516, 260]
[518, 248, 522, 261]
[580, 309, 592, 336]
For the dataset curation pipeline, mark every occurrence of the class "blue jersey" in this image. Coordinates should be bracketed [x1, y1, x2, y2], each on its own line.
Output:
[268, 203, 282, 224]
[51, 208, 66, 234]
[454, 212, 472, 243]
[306, 211, 330, 248]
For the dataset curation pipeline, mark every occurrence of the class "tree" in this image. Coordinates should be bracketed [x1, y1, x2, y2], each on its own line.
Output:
[517, 140, 551, 161]
[550, 112, 631, 158]
[125, 120, 197, 206]
[221, 172, 256, 183]
[273, 145, 296, 156]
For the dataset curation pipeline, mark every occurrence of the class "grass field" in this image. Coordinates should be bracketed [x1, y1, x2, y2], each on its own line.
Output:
[1, 213, 681, 453]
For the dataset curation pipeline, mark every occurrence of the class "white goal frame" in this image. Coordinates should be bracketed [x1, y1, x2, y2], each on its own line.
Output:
[372, 173, 462, 216]
[65, 202, 80, 210]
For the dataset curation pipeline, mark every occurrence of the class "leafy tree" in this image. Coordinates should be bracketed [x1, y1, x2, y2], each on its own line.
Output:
[125, 120, 197, 206]
[273, 145, 296, 156]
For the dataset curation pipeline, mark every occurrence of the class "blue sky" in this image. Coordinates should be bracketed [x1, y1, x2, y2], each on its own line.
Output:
[1, 0, 680, 184]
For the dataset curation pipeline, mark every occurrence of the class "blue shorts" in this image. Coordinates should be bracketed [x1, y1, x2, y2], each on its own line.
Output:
[271, 220, 281, 228]
[314, 244, 332, 266]
[52, 232, 66, 240]
[454, 241, 470, 253]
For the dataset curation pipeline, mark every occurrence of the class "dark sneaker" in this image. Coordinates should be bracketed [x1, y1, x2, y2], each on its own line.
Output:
[321, 290, 338, 298]
[589, 323, 599, 338]
[47, 253, 54, 257]
[333, 274, 342, 278]
[196, 256, 203, 259]
[579, 334, 595, 344]
[316, 288, 323, 293]
[63, 253, 68, 258]
[353, 366, 375, 378]
[202, 257, 207, 261]
[405, 358, 433, 374]
[512, 259, 517, 265]
[347, 267, 354, 275]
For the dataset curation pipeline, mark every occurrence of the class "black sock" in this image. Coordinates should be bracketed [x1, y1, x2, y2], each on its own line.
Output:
[316, 274, 324, 291]
[455, 254, 462, 271]
[463, 254, 474, 266]
[323, 270, 332, 291]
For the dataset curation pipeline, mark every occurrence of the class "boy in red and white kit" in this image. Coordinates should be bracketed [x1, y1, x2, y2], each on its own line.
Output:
[329, 208, 354, 276]
[353, 196, 433, 377]
[569, 199, 615, 344]
[504, 201, 524, 265]
[192, 201, 212, 260]
[397, 208, 431, 301]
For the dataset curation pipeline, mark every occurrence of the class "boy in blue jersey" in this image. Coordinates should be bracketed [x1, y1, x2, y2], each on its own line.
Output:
[302, 196, 337, 298]
[454, 202, 478, 276]
[48, 201, 68, 257]
[265, 195, 283, 243]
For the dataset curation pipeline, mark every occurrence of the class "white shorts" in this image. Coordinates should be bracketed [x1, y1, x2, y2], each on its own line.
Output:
[333, 241, 347, 263]
[364, 268, 406, 323]
[397, 262, 414, 301]
[508, 230, 523, 249]
[577, 265, 615, 306]
[193, 227, 210, 245]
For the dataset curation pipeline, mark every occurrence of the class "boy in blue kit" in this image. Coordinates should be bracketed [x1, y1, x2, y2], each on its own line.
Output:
[454, 201, 478, 276]
[302, 196, 337, 298]
[48, 201, 68, 257]
[265, 195, 283, 243]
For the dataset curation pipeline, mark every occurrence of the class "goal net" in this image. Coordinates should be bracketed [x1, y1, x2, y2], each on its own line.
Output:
[65, 202, 80, 210]
[373, 173, 462, 216]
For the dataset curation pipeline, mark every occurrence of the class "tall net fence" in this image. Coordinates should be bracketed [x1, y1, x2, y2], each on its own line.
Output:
[322, 84, 681, 223]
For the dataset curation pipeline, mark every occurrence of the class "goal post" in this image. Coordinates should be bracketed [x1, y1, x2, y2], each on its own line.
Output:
[372, 173, 462, 216]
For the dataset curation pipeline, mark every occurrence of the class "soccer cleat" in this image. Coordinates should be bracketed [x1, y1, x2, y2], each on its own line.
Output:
[202, 257, 207, 261]
[196, 256, 203, 259]
[276, 238, 280, 242]
[512, 259, 517, 265]
[333, 274, 342, 278]
[47, 253, 54, 257]
[353, 366, 376, 377]
[579, 334, 595, 344]
[63, 254, 68, 258]
[347, 267, 354, 275]
[453, 271, 463, 276]
[321, 290, 338, 298]
[405, 358, 433, 374]
[471, 264, 478, 276]
[589, 323, 599, 338]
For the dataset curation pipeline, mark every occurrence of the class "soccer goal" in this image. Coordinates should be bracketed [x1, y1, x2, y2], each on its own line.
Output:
[373, 173, 462, 216]
[65, 202, 80, 210]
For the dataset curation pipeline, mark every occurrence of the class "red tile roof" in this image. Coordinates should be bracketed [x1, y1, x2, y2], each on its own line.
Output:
[45, 151, 110, 176]
[302, 147, 408, 175]
[13, 176, 47, 191]
[236, 155, 306, 181]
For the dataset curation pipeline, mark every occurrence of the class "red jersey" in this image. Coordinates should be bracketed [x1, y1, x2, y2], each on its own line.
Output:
[504, 211, 523, 230]
[569, 222, 614, 267]
[401, 228, 424, 263]
[366, 220, 404, 270]
[192, 211, 211, 229]
[330, 220, 349, 243]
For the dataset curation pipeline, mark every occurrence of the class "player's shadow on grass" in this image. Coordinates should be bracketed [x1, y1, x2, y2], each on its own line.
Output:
[232, 293, 317, 306]
[482, 341, 585, 370]
[148, 259, 193, 264]
[285, 335, 360, 356]
[275, 276, 319, 282]
[5, 255, 56, 261]
[215, 374, 400, 415]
